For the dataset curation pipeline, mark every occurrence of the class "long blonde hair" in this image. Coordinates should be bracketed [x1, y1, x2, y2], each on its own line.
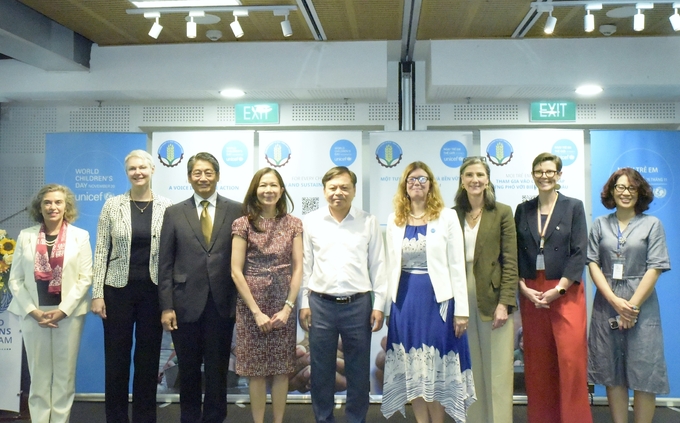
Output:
[393, 161, 444, 226]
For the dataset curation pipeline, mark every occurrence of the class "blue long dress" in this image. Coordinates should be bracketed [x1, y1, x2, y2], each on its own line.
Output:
[381, 225, 476, 422]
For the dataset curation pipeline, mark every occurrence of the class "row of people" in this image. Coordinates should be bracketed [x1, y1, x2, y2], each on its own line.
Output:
[7, 150, 669, 423]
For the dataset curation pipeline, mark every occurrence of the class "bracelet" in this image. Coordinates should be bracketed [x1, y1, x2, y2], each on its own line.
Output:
[631, 305, 640, 311]
[284, 300, 295, 309]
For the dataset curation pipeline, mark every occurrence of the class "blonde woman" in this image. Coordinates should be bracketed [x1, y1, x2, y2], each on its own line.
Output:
[381, 161, 475, 423]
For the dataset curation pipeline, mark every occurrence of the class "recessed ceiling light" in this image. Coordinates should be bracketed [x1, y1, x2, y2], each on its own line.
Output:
[220, 89, 245, 98]
[575, 84, 603, 96]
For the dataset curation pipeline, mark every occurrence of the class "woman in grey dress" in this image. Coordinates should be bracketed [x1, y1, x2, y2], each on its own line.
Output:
[587, 168, 670, 423]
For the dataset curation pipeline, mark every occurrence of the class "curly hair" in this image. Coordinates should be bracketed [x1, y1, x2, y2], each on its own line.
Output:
[454, 157, 496, 212]
[600, 167, 653, 214]
[393, 161, 444, 226]
[29, 184, 78, 224]
[242, 168, 294, 231]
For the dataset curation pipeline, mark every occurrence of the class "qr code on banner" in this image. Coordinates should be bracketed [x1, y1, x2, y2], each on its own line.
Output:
[302, 197, 320, 215]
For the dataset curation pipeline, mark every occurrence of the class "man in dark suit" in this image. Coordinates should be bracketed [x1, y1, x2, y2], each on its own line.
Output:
[158, 152, 242, 423]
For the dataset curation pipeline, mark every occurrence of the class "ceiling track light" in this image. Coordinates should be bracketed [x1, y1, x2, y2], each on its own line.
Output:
[670, 2, 680, 30]
[544, 9, 557, 34]
[144, 12, 163, 39]
[633, 8, 645, 31]
[231, 16, 244, 38]
[281, 14, 293, 37]
[583, 3, 601, 33]
[187, 11, 204, 38]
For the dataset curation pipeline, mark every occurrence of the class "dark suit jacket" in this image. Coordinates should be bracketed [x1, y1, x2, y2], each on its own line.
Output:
[454, 203, 518, 321]
[158, 194, 242, 323]
[514, 193, 587, 282]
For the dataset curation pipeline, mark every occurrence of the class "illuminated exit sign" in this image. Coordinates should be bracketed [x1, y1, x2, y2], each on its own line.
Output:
[530, 101, 576, 121]
[235, 103, 279, 125]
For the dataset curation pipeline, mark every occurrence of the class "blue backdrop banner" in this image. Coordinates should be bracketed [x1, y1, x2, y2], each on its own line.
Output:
[45, 132, 147, 393]
[590, 130, 678, 398]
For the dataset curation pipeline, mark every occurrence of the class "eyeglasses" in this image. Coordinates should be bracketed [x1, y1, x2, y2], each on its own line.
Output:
[191, 170, 216, 178]
[407, 176, 430, 185]
[532, 170, 557, 178]
[614, 184, 638, 194]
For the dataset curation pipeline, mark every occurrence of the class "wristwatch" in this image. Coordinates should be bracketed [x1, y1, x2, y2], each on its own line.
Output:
[556, 285, 567, 295]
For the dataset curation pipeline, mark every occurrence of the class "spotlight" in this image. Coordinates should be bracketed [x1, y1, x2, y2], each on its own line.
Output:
[187, 11, 204, 39]
[575, 84, 603, 96]
[230, 16, 244, 38]
[281, 15, 292, 37]
[144, 12, 163, 39]
[584, 11, 595, 32]
[544, 11, 557, 34]
[670, 3, 680, 31]
[633, 9, 644, 31]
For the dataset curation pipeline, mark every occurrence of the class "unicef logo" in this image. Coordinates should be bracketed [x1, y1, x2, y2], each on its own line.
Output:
[654, 186, 667, 198]
[552, 139, 578, 167]
[265, 141, 292, 168]
[375, 141, 403, 168]
[329, 140, 357, 166]
[440, 140, 467, 169]
[157, 140, 185, 168]
[485, 139, 514, 166]
[222, 140, 248, 168]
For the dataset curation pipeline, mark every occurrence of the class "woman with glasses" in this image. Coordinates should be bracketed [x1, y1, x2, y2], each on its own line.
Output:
[381, 161, 475, 423]
[587, 168, 670, 423]
[453, 157, 518, 423]
[514, 152, 592, 423]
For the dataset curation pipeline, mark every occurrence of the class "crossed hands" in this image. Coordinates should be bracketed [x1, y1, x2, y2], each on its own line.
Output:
[30, 309, 66, 328]
[253, 307, 292, 334]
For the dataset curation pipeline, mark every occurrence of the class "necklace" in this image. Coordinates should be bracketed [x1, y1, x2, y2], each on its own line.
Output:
[45, 238, 56, 247]
[468, 209, 483, 221]
[131, 196, 152, 213]
[409, 212, 426, 219]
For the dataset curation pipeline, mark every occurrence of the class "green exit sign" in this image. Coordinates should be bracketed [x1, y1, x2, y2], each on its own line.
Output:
[235, 103, 279, 125]
[530, 101, 576, 121]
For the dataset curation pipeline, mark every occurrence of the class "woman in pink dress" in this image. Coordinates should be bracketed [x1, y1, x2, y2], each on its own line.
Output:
[231, 168, 303, 423]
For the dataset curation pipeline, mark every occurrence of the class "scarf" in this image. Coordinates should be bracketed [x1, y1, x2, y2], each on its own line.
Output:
[34, 222, 68, 294]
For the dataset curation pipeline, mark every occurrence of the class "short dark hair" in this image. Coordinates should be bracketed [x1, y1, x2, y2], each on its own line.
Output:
[242, 168, 294, 231]
[532, 152, 563, 172]
[600, 167, 653, 214]
[322, 166, 357, 188]
[187, 152, 220, 175]
[29, 184, 78, 224]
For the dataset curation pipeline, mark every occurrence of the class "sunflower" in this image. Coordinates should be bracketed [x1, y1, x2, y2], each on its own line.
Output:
[0, 238, 15, 255]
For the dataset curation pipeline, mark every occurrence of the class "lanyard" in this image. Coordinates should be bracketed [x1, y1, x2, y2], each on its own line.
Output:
[536, 192, 558, 251]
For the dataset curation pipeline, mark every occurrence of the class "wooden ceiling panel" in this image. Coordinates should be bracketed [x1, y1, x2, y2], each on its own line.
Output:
[313, 0, 403, 40]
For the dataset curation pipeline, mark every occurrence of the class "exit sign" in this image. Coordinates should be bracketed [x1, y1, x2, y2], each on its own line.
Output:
[530, 101, 576, 121]
[235, 103, 279, 125]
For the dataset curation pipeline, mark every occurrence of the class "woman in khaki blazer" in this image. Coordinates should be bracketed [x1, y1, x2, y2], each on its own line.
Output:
[453, 157, 518, 423]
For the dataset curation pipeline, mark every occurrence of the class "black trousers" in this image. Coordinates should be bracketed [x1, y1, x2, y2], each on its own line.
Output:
[171, 293, 234, 423]
[103, 279, 162, 423]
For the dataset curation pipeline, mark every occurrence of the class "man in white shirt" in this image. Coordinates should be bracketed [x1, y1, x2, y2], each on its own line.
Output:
[299, 166, 387, 423]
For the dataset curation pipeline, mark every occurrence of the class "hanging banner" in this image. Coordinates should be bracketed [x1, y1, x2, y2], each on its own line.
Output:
[151, 130, 255, 204]
[0, 311, 21, 412]
[45, 132, 147, 393]
[479, 129, 586, 213]
[590, 130, 679, 399]
[257, 131, 363, 216]
[369, 131, 473, 226]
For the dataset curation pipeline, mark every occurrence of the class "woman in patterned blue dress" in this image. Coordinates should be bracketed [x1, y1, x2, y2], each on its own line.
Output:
[587, 168, 670, 423]
[382, 161, 475, 423]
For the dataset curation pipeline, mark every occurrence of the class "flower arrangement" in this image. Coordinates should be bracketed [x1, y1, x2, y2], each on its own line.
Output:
[0, 229, 16, 313]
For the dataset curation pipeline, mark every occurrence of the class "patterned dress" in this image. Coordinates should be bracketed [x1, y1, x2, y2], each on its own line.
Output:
[232, 214, 303, 377]
[381, 225, 476, 423]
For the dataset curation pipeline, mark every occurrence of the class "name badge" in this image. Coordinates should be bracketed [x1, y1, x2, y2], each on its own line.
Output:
[536, 254, 545, 271]
[612, 257, 625, 280]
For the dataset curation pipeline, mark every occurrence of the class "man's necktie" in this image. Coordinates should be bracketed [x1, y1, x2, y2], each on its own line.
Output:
[200, 200, 212, 244]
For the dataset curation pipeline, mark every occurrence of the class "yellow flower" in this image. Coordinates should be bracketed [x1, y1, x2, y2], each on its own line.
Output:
[0, 260, 8, 273]
[3, 254, 12, 266]
[0, 238, 15, 255]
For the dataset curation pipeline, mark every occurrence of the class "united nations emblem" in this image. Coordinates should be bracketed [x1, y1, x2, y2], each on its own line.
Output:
[375, 141, 403, 168]
[265, 141, 292, 168]
[157, 140, 185, 168]
[485, 139, 514, 166]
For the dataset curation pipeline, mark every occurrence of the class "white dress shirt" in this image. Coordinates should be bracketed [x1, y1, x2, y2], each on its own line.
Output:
[194, 192, 217, 222]
[300, 206, 387, 311]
